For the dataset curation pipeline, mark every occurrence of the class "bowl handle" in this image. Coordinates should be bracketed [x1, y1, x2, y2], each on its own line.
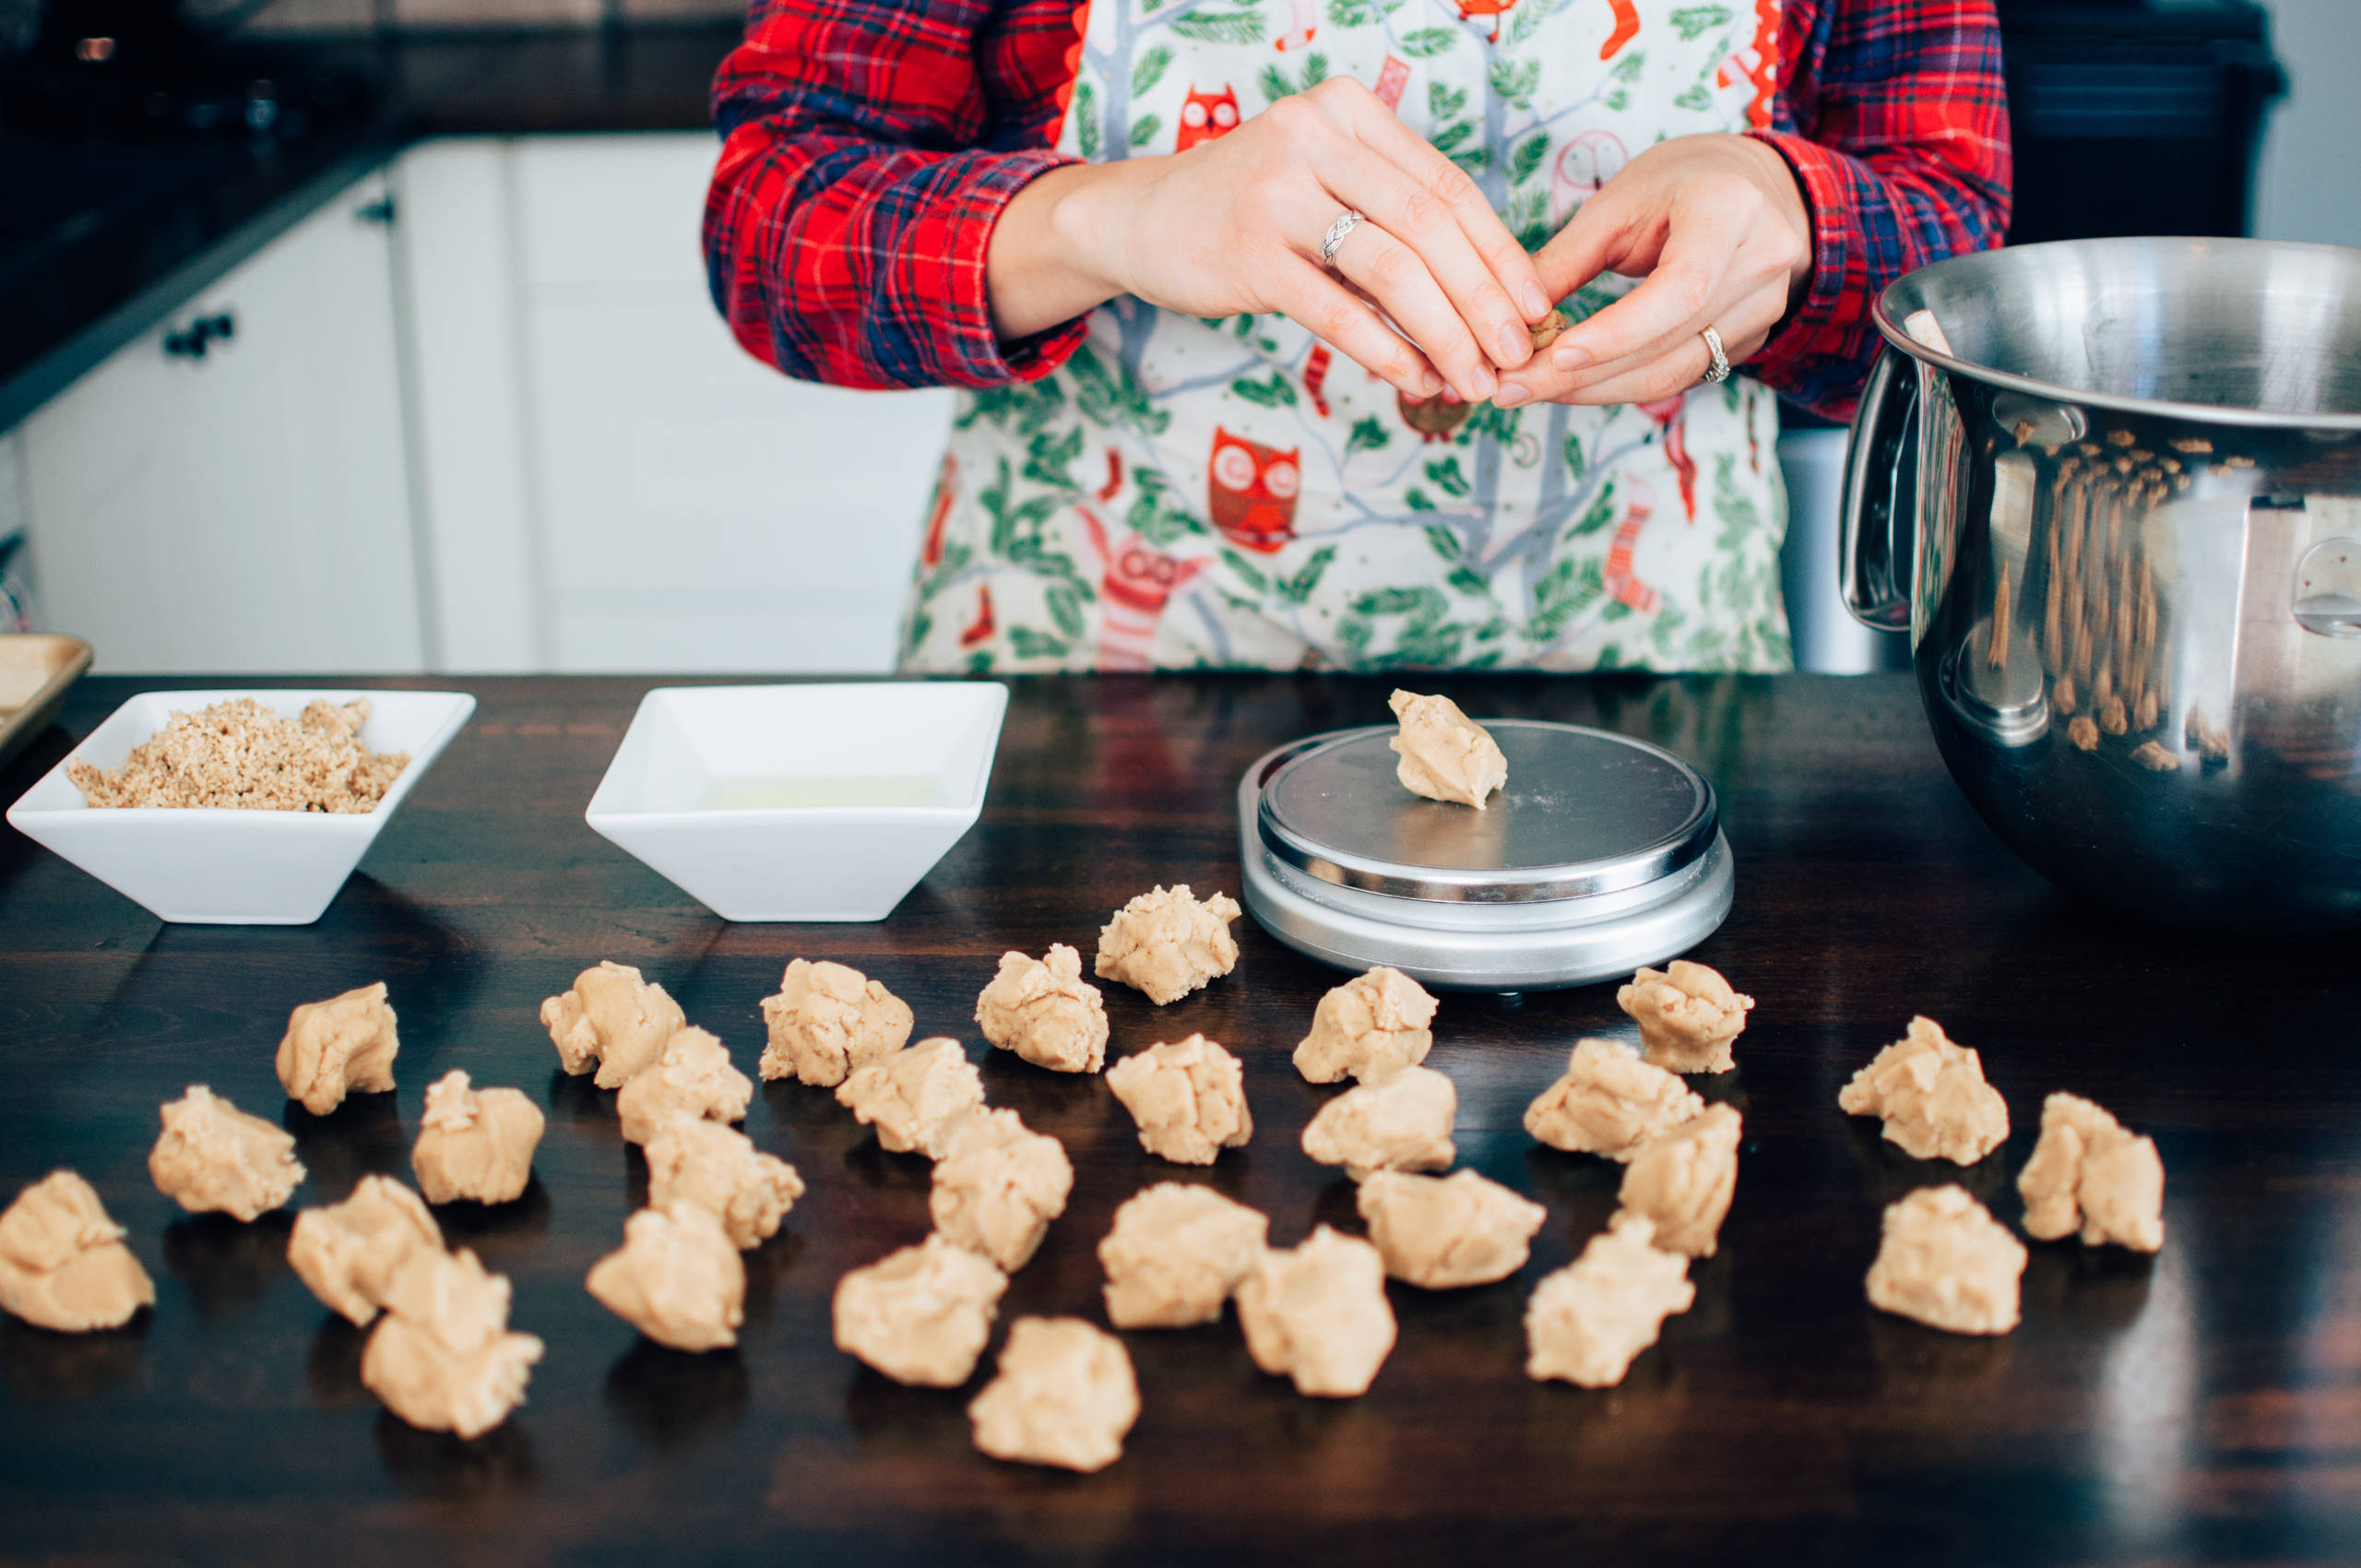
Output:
[1839, 344, 1918, 633]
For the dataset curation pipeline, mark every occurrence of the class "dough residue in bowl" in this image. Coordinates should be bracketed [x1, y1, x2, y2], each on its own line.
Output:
[67, 697, 408, 812]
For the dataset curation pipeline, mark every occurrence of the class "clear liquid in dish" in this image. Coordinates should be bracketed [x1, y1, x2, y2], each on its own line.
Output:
[697, 776, 944, 811]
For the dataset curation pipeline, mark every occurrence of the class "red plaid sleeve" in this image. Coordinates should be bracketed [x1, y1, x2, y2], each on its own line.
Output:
[1749, 0, 2012, 420]
[704, 0, 1086, 390]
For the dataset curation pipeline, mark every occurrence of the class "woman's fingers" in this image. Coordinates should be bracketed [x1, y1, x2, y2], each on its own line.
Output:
[1542, 194, 1745, 376]
[1319, 215, 1498, 401]
[1498, 277, 1786, 408]
[1269, 254, 1447, 400]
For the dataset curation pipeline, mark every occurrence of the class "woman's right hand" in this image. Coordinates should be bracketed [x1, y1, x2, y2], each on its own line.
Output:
[989, 77, 1552, 404]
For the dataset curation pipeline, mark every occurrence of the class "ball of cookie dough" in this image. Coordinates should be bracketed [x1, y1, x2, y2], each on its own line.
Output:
[276, 981, 400, 1117]
[1524, 1212, 1695, 1388]
[586, 1200, 745, 1352]
[540, 960, 686, 1089]
[1525, 1039, 1705, 1161]
[1106, 1035, 1254, 1166]
[833, 1232, 1009, 1387]
[0, 1170, 155, 1334]
[930, 1109, 1074, 1272]
[2016, 1092, 2165, 1253]
[1865, 1184, 2026, 1336]
[759, 958, 913, 1087]
[1615, 960, 1754, 1075]
[411, 1070, 545, 1206]
[1300, 1064, 1456, 1182]
[836, 1037, 988, 1158]
[1386, 689, 1507, 810]
[1614, 1103, 1740, 1258]
[288, 1175, 443, 1326]
[1357, 1169, 1547, 1289]
[1837, 1016, 2010, 1166]
[968, 1316, 1140, 1473]
[644, 1118, 805, 1251]
[148, 1085, 306, 1222]
[1293, 967, 1437, 1086]
[1098, 1182, 1269, 1329]
[361, 1247, 545, 1438]
[1095, 885, 1241, 1005]
[976, 944, 1110, 1075]
[616, 1027, 754, 1146]
[1235, 1225, 1396, 1398]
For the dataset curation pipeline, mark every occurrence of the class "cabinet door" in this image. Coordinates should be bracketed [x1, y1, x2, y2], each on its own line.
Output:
[19, 172, 423, 674]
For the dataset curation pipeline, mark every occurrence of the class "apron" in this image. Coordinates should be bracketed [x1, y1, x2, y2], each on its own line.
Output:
[900, 0, 1793, 673]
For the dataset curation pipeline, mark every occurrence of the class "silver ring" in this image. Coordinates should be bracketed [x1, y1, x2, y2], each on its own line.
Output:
[1700, 325, 1731, 385]
[1318, 210, 1365, 268]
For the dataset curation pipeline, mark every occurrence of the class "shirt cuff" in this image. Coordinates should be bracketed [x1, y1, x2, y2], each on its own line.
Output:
[908, 148, 1093, 388]
[1743, 128, 1867, 418]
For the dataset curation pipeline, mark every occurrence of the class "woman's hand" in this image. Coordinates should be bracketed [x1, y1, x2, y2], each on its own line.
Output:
[988, 77, 1554, 404]
[1491, 134, 1812, 410]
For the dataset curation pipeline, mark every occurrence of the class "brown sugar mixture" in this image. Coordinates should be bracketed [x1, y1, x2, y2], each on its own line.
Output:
[68, 698, 408, 813]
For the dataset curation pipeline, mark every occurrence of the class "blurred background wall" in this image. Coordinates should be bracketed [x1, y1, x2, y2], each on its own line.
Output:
[2254, 0, 2361, 247]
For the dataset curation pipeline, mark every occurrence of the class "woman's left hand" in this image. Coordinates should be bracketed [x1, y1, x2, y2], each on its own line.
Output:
[1492, 133, 1812, 410]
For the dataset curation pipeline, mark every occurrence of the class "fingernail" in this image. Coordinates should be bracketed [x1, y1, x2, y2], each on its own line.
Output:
[1552, 343, 1592, 372]
[1495, 322, 1529, 365]
[1520, 283, 1550, 320]
[1494, 382, 1530, 409]
[1442, 387, 1464, 405]
[1420, 371, 1444, 398]
[1469, 367, 1498, 399]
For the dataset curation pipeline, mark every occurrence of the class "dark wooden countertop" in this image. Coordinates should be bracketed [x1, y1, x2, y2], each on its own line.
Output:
[2, 672, 2356, 1566]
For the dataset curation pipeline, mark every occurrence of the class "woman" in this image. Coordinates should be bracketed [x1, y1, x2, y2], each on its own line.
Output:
[705, 0, 2009, 672]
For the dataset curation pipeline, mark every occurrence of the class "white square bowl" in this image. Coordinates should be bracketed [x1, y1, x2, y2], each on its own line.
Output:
[585, 682, 1007, 922]
[5, 689, 477, 924]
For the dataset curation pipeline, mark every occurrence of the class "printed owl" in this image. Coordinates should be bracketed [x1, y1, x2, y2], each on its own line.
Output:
[1208, 427, 1300, 554]
[1176, 85, 1240, 151]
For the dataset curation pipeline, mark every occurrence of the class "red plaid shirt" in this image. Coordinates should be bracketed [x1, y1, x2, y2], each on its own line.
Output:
[705, 0, 2010, 421]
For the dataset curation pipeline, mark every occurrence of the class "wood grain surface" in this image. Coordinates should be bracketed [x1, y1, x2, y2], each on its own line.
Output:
[2, 672, 2357, 1567]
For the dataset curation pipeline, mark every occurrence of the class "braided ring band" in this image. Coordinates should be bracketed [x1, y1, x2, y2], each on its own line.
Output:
[1318, 210, 1365, 268]
[1700, 325, 1732, 386]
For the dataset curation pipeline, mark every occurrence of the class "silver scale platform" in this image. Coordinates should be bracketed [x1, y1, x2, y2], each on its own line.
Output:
[1237, 721, 1734, 992]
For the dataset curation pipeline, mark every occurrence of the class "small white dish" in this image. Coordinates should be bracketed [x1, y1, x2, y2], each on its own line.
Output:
[586, 683, 1006, 922]
[6, 689, 476, 925]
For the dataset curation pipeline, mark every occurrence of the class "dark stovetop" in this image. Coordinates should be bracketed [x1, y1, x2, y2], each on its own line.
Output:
[0, 24, 741, 434]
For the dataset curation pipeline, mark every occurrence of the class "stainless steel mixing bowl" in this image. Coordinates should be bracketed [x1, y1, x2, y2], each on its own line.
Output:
[1841, 237, 2361, 933]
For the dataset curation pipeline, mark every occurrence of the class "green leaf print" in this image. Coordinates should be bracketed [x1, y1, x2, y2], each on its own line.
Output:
[1124, 469, 1205, 549]
[1612, 49, 1646, 81]
[1447, 565, 1489, 597]
[1391, 615, 1465, 668]
[1603, 89, 1628, 112]
[1132, 44, 1175, 95]
[1044, 583, 1086, 640]
[1130, 113, 1164, 148]
[1561, 433, 1587, 481]
[1525, 555, 1604, 641]
[1228, 372, 1299, 408]
[1346, 415, 1392, 456]
[1427, 81, 1466, 119]
[1488, 58, 1540, 112]
[1669, 5, 1731, 40]
[1325, 0, 1402, 24]
[957, 376, 1067, 436]
[1672, 81, 1712, 112]
[1428, 121, 1477, 154]
[1023, 424, 1086, 493]
[1223, 550, 1273, 593]
[1460, 403, 1521, 447]
[1448, 147, 1491, 172]
[1275, 545, 1337, 605]
[1069, 343, 1171, 437]
[1169, 8, 1267, 44]
[1259, 63, 1294, 103]
[1712, 452, 1761, 548]
[1399, 26, 1458, 58]
[1509, 134, 1550, 187]
[1566, 479, 1619, 539]
[1423, 524, 1462, 560]
[1007, 626, 1069, 660]
[1339, 617, 1373, 657]
[1423, 455, 1471, 498]
[1352, 586, 1449, 619]
[1504, 0, 1561, 45]
[1404, 488, 1435, 512]
[1074, 80, 1101, 160]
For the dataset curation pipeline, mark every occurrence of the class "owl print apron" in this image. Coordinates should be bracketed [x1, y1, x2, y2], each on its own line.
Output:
[900, 0, 1793, 672]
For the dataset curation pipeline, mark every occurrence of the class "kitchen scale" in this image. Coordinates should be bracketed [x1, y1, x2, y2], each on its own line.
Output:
[1237, 721, 1734, 992]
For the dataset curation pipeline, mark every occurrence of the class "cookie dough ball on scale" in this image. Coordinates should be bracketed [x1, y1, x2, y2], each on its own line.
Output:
[411, 1071, 545, 1206]
[758, 958, 913, 1087]
[1525, 1213, 1695, 1388]
[1293, 967, 1437, 1085]
[1096, 885, 1241, 1004]
[836, 1038, 988, 1158]
[275, 981, 400, 1116]
[1235, 1226, 1397, 1397]
[616, 1028, 753, 1146]
[1098, 1183, 1270, 1328]
[361, 1247, 544, 1438]
[2017, 1092, 2165, 1253]
[288, 1175, 443, 1326]
[586, 1200, 746, 1352]
[148, 1085, 306, 1221]
[929, 1109, 1074, 1272]
[1106, 1035, 1253, 1166]
[1356, 1170, 1547, 1289]
[976, 945, 1110, 1074]
[1300, 1064, 1456, 1182]
[1525, 1039, 1705, 1160]
[1617, 961, 1754, 1075]
[540, 960, 686, 1089]
[833, 1233, 1009, 1386]
[1387, 690, 1507, 809]
[644, 1119, 805, 1250]
[0, 1171, 155, 1333]
[968, 1317, 1140, 1473]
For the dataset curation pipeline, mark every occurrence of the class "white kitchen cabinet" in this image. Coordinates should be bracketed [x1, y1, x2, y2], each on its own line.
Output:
[18, 171, 424, 675]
